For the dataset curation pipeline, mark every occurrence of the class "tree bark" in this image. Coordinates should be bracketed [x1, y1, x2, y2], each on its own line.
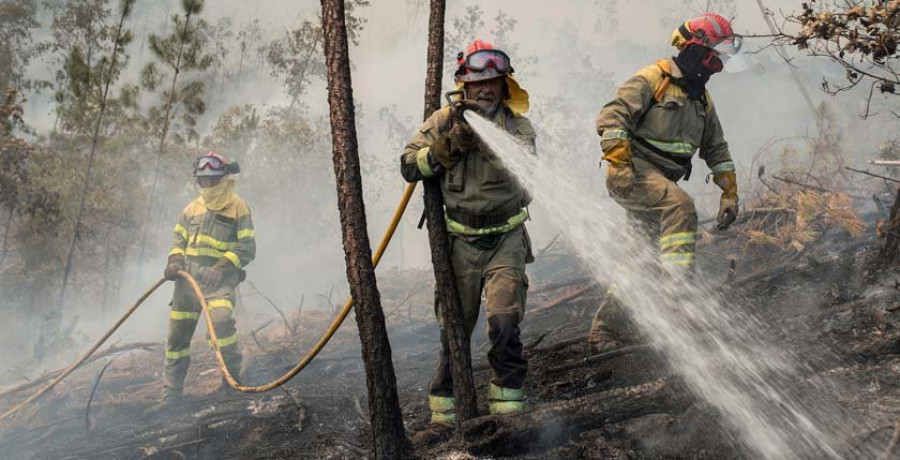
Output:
[0, 207, 13, 269]
[319, 1, 412, 458]
[421, 0, 478, 423]
[880, 187, 900, 266]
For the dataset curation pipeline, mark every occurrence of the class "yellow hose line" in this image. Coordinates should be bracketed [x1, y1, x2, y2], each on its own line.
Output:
[0, 182, 418, 420]
[0, 278, 167, 422]
[196, 181, 418, 392]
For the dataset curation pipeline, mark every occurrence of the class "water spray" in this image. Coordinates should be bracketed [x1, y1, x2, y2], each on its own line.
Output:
[462, 110, 864, 459]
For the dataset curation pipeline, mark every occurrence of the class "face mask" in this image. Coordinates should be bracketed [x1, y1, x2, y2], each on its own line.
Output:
[673, 45, 716, 99]
[199, 177, 235, 211]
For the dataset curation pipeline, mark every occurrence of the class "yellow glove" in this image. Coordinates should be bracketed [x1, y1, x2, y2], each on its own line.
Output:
[603, 140, 635, 198]
[602, 139, 632, 166]
[714, 171, 739, 230]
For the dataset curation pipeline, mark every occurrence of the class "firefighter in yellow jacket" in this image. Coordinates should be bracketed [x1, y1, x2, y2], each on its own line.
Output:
[401, 40, 535, 429]
[589, 14, 741, 351]
[162, 151, 255, 401]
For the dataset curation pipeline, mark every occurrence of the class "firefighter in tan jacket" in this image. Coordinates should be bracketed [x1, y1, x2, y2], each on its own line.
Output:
[401, 40, 535, 430]
[162, 152, 255, 402]
[590, 14, 741, 351]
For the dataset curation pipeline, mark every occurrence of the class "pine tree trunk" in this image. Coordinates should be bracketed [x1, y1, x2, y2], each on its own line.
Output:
[319, 1, 412, 458]
[421, 0, 479, 423]
[880, 187, 900, 266]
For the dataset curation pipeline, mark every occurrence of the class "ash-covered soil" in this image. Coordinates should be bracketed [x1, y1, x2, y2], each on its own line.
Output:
[2, 215, 900, 459]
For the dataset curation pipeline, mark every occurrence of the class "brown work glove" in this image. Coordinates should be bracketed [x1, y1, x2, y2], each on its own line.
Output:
[164, 254, 184, 281]
[449, 122, 479, 155]
[714, 170, 739, 230]
[428, 131, 460, 169]
[199, 258, 231, 290]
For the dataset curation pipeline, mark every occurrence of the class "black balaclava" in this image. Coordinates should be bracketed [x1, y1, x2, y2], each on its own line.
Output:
[673, 45, 714, 100]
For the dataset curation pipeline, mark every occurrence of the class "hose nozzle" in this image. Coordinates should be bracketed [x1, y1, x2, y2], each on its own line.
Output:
[445, 90, 481, 125]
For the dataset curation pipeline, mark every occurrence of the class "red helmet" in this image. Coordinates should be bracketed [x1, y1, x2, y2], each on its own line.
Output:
[454, 39, 514, 83]
[672, 13, 741, 55]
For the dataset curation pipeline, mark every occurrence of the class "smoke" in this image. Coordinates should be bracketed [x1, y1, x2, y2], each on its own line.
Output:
[3, 0, 896, 402]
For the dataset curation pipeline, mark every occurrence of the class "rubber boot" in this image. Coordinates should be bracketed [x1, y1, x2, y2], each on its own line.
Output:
[212, 377, 241, 398]
[488, 383, 525, 415]
[154, 387, 184, 412]
[411, 395, 455, 446]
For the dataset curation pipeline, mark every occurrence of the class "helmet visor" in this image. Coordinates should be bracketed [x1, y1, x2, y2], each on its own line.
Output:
[712, 34, 742, 56]
[464, 49, 513, 74]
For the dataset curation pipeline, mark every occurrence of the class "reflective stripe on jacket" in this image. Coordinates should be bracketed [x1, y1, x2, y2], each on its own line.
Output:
[169, 195, 256, 269]
[596, 58, 735, 180]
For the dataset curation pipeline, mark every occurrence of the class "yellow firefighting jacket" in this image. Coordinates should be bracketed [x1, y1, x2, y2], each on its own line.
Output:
[596, 58, 735, 181]
[401, 105, 536, 236]
[169, 194, 256, 271]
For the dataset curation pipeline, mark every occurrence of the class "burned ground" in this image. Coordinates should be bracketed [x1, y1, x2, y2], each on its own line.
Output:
[2, 203, 900, 459]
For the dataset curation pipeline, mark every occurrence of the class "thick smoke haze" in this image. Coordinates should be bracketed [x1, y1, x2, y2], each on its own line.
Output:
[3, 0, 895, 372]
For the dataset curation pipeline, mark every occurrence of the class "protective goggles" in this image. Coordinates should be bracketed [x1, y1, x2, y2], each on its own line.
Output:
[460, 49, 514, 74]
[193, 156, 240, 177]
[195, 155, 224, 172]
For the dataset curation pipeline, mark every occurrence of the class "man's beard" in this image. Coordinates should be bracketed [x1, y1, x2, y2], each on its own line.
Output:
[474, 96, 500, 117]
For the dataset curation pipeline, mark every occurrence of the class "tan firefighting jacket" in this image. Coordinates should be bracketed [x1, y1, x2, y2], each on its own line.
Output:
[401, 106, 536, 236]
[169, 194, 256, 273]
[596, 57, 735, 181]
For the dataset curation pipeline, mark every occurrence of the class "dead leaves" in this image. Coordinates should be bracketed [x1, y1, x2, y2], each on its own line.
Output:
[740, 191, 865, 253]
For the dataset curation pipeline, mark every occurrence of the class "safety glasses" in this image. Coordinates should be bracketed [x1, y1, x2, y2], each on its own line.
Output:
[463, 49, 514, 74]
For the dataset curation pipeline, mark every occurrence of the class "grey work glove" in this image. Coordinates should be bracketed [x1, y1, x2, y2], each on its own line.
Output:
[606, 162, 636, 198]
[164, 254, 184, 281]
[198, 258, 231, 290]
[716, 195, 739, 231]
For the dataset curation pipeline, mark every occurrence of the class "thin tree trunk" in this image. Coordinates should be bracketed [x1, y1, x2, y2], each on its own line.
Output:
[880, 187, 900, 266]
[136, 8, 194, 270]
[422, 0, 478, 423]
[56, 0, 132, 309]
[46, 1, 134, 360]
[319, 0, 412, 458]
[0, 207, 13, 269]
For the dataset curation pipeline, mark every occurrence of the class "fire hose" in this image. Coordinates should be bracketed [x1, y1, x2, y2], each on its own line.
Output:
[0, 182, 418, 422]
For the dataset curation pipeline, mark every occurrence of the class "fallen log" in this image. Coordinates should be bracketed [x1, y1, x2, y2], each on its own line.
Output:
[530, 283, 603, 315]
[530, 277, 593, 295]
[0, 341, 160, 401]
[456, 379, 690, 457]
[547, 344, 655, 374]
